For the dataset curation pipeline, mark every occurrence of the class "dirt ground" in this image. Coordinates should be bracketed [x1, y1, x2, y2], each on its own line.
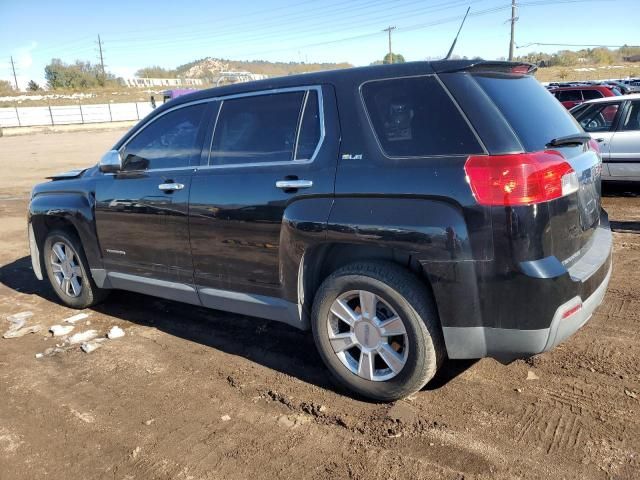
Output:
[0, 129, 639, 480]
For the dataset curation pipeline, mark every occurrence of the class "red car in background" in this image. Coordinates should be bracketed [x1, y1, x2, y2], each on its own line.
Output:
[549, 85, 621, 109]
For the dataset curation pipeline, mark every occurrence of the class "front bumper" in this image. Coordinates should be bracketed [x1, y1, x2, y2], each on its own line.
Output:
[443, 214, 613, 361]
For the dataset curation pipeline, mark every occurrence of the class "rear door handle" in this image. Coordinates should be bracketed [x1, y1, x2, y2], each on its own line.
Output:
[275, 180, 313, 190]
[158, 182, 184, 191]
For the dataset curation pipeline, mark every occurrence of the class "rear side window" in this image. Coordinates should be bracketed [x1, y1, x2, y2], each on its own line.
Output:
[362, 76, 482, 157]
[211, 91, 304, 166]
[557, 90, 582, 102]
[621, 101, 640, 131]
[582, 90, 604, 100]
[475, 75, 583, 151]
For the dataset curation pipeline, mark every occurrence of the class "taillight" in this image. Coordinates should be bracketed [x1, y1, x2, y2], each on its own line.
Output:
[465, 150, 579, 206]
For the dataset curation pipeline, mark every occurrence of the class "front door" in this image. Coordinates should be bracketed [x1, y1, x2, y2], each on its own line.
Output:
[575, 100, 622, 178]
[95, 102, 210, 284]
[189, 86, 339, 298]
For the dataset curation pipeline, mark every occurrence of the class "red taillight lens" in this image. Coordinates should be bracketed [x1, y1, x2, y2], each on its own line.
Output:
[465, 150, 579, 206]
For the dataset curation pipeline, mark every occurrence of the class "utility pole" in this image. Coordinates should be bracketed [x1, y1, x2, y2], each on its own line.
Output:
[383, 26, 396, 63]
[10, 56, 18, 90]
[508, 0, 517, 61]
[97, 35, 106, 82]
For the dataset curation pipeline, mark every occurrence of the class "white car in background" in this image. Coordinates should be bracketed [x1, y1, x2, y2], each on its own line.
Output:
[570, 93, 640, 181]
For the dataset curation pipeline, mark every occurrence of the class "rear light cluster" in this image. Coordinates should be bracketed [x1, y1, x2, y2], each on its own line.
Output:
[464, 150, 579, 206]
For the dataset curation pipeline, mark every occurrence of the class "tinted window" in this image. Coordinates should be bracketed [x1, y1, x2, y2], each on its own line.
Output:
[574, 103, 620, 132]
[582, 90, 604, 100]
[621, 101, 640, 131]
[474, 75, 583, 151]
[362, 76, 482, 157]
[557, 90, 583, 102]
[122, 104, 206, 170]
[211, 92, 304, 166]
[295, 90, 321, 160]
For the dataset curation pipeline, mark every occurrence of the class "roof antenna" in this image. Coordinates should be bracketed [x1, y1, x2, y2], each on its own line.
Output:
[444, 7, 471, 60]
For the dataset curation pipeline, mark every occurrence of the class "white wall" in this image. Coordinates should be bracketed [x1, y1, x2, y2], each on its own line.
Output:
[0, 102, 156, 128]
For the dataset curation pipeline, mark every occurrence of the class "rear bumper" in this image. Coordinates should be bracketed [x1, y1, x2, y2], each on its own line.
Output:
[443, 214, 612, 361]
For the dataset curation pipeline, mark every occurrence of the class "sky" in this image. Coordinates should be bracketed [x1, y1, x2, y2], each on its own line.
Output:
[0, 0, 638, 89]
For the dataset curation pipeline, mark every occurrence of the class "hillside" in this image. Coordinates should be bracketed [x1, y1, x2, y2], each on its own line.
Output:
[174, 57, 353, 78]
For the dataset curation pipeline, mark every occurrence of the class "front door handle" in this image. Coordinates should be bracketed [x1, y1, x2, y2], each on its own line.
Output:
[158, 182, 184, 191]
[275, 179, 313, 190]
[596, 138, 605, 143]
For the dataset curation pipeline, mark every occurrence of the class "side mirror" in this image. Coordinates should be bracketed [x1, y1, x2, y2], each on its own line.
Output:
[99, 150, 123, 173]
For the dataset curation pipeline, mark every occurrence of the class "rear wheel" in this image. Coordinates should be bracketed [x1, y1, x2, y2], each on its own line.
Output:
[311, 261, 444, 401]
[43, 229, 109, 309]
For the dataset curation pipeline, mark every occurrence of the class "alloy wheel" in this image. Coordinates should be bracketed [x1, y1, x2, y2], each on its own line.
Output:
[327, 290, 409, 381]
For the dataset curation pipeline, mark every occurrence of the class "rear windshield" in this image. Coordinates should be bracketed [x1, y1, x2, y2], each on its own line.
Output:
[473, 74, 582, 151]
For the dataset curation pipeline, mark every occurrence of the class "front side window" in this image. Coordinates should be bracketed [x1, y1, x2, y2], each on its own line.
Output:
[211, 91, 306, 166]
[122, 103, 206, 170]
[621, 101, 640, 131]
[362, 76, 482, 157]
[575, 103, 620, 132]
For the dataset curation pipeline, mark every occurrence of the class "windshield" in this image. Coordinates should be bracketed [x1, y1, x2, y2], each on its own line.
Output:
[472, 74, 583, 151]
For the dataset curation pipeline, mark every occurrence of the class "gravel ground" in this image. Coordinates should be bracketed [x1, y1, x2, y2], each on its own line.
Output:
[0, 130, 638, 480]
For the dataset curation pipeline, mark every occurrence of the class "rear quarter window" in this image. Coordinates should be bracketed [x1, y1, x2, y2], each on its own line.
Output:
[361, 76, 482, 157]
[474, 75, 583, 152]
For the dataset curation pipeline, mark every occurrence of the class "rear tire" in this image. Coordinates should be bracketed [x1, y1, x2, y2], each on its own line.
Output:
[311, 261, 444, 401]
[43, 229, 109, 309]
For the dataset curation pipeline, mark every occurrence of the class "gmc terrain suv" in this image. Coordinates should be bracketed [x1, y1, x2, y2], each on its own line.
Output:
[29, 61, 612, 401]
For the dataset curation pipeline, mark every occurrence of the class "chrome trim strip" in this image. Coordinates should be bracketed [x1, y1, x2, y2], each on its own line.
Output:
[293, 90, 310, 161]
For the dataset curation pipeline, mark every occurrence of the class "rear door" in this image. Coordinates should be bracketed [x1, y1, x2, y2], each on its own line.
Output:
[188, 86, 339, 297]
[557, 89, 583, 109]
[608, 100, 640, 179]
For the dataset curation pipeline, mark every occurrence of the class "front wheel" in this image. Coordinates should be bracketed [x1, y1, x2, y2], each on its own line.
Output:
[43, 229, 109, 309]
[311, 262, 444, 401]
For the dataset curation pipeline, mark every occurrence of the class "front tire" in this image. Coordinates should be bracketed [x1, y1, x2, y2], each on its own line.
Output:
[43, 229, 109, 309]
[311, 262, 444, 401]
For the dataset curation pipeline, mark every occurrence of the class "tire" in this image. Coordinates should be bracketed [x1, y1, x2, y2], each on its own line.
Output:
[311, 261, 444, 401]
[43, 229, 109, 309]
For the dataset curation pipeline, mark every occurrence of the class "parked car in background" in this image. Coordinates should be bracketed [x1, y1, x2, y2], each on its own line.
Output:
[571, 93, 640, 181]
[549, 85, 621, 109]
[618, 79, 640, 93]
[28, 60, 612, 401]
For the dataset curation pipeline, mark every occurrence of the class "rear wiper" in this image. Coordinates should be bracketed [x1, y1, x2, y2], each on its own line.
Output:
[546, 133, 592, 148]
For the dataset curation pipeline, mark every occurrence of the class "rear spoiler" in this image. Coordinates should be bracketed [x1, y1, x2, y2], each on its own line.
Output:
[430, 60, 537, 75]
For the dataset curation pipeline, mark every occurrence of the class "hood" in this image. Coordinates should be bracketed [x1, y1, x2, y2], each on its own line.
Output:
[46, 168, 87, 180]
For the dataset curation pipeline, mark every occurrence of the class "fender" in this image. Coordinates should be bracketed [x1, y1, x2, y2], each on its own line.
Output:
[29, 188, 102, 278]
[281, 195, 490, 336]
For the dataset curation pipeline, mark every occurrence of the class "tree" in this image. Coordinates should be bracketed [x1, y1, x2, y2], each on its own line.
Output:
[135, 66, 177, 78]
[27, 80, 41, 91]
[44, 58, 115, 89]
[0, 79, 13, 94]
[383, 53, 406, 64]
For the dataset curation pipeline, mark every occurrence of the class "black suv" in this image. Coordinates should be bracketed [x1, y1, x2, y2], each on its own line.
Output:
[29, 61, 612, 401]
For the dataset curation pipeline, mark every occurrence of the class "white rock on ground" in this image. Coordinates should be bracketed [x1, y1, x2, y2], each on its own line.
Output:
[50, 325, 74, 337]
[68, 330, 98, 344]
[80, 341, 103, 353]
[64, 313, 90, 324]
[107, 326, 125, 339]
[6, 311, 34, 323]
[3, 325, 42, 339]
